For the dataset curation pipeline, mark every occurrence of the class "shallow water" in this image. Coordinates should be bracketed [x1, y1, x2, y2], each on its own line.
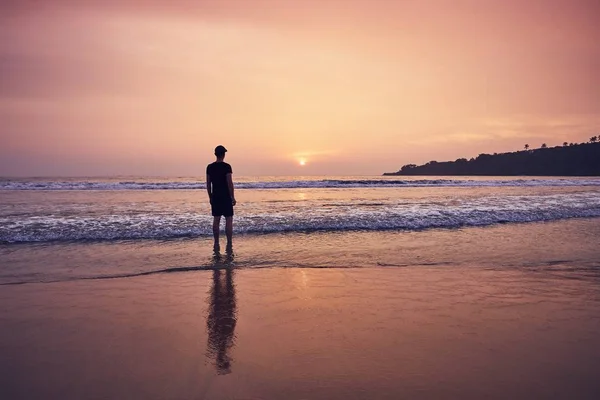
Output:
[1, 218, 599, 285]
[1, 175, 599, 283]
[1, 176, 599, 242]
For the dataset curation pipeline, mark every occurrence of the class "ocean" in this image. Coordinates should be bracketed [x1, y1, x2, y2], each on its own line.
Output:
[1, 175, 600, 285]
[2, 175, 600, 399]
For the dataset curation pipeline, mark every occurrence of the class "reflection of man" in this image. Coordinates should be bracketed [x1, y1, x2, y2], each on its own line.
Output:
[206, 145, 236, 252]
[206, 269, 237, 375]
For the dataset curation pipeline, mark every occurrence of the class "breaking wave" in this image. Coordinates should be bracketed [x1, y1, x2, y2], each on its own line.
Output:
[2, 193, 599, 243]
[2, 178, 600, 191]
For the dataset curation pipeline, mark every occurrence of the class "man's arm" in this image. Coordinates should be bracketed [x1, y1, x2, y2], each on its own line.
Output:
[226, 173, 236, 206]
[206, 174, 212, 202]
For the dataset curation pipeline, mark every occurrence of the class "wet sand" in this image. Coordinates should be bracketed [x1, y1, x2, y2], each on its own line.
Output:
[2, 263, 600, 399]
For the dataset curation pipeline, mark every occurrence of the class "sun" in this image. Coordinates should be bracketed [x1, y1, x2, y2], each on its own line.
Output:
[299, 159, 307, 166]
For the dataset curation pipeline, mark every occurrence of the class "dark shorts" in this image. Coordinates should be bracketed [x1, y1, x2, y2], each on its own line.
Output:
[211, 198, 234, 217]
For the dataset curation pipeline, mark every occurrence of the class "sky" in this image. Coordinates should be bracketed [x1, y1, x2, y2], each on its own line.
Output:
[1, 0, 599, 176]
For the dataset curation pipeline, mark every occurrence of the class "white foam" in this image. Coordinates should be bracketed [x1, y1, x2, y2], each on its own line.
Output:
[2, 192, 599, 243]
[2, 178, 600, 191]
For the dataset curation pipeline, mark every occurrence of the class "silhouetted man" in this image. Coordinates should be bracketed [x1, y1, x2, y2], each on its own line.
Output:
[206, 145, 236, 251]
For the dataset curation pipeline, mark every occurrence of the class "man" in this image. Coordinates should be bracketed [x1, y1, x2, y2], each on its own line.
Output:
[206, 145, 236, 251]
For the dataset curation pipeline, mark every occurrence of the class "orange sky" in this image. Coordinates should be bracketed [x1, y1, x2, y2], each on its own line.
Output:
[1, 0, 599, 176]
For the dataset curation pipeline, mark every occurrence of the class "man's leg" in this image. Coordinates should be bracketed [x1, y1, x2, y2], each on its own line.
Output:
[225, 216, 233, 248]
[213, 216, 221, 250]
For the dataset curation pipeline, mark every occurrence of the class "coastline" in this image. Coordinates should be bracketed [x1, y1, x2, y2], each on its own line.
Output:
[2, 217, 600, 285]
[384, 142, 600, 176]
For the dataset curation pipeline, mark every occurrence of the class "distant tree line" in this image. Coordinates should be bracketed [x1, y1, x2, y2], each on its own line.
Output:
[385, 137, 600, 176]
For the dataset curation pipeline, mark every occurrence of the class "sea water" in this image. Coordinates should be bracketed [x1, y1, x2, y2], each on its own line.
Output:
[1, 175, 599, 284]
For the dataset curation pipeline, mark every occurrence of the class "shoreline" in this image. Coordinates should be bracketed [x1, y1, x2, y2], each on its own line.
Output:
[2, 217, 599, 286]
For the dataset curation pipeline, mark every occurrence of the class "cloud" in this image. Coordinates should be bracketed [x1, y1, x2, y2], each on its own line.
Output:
[1, 0, 600, 176]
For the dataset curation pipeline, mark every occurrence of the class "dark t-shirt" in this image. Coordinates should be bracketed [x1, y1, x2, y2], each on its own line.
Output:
[206, 162, 233, 201]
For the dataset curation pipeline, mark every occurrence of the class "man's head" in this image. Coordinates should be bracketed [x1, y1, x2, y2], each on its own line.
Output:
[214, 145, 227, 159]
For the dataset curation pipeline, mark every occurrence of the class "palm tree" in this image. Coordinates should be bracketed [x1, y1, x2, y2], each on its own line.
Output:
[541, 143, 547, 148]
[563, 142, 568, 147]
[524, 144, 529, 150]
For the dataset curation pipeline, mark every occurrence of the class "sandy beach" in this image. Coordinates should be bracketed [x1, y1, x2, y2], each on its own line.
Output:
[2, 223, 600, 399]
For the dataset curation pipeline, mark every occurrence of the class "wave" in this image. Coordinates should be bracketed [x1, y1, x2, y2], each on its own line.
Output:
[3, 258, 599, 286]
[2, 178, 600, 191]
[0, 261, 357, 286]
[2, 201, 599, 243]
[0, 265, 217, 285]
